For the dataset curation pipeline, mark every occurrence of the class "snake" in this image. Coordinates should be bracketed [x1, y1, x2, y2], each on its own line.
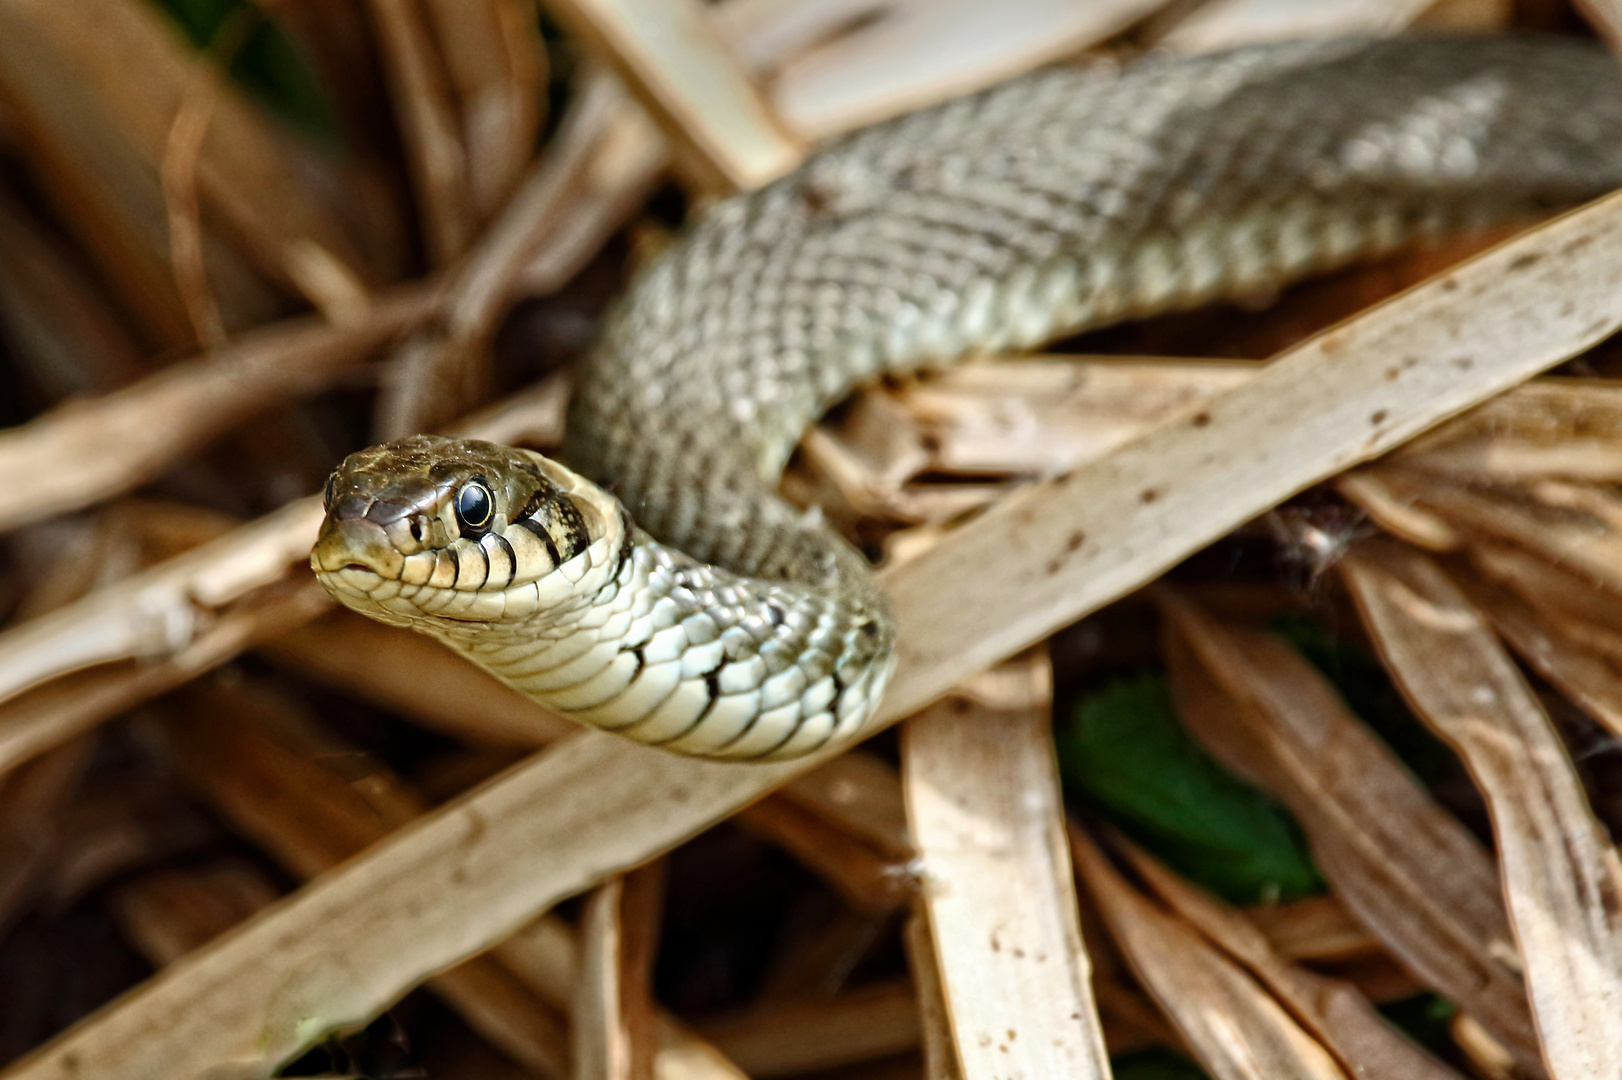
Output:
[311, 35, 1622, 761]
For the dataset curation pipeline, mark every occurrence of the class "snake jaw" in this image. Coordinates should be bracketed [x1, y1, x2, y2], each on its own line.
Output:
[310, 515, 405, 606]
[309, 516, 419, 627]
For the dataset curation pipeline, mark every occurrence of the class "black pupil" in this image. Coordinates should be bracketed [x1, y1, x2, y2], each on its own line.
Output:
[457, 482, 492, 528]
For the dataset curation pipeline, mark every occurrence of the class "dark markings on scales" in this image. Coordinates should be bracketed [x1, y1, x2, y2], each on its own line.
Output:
[515, 488, 590, 568]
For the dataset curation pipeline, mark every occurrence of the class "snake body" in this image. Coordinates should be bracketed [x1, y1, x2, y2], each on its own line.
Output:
[314, 36, 1622, 760]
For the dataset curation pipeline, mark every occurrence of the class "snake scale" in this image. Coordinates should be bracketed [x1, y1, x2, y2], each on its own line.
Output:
[313, 35, 1622, 760]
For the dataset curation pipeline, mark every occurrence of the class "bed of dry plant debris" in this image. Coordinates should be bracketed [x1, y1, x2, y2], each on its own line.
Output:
[5, 0, 1622, 1077]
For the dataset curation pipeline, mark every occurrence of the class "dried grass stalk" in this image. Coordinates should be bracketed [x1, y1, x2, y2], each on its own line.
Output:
[618, 865, 665, 1080]
[444, 73, 649, 342]
[0, 285, 437, 533]
[749, 910, 889, 1007]
[107, 862, 282, 967]
[776, 749, 911, 860]
[513, 73, 667, 295]
[1448, 559, 1622, 742]
[162, 51, 231, 350]
[493, 910, 749, 1080]
[1351, 471, 1622, 591]
[1388, 379, 1622, 484]
[1158, 592, 1540, 1068]
[697, 978, 920, 1078]
[1245, 896, 1382, 965]
[155, 679, 424, 869]
[747, 0, 1172, 139]
[1336, 470, 1463, 551]
[736, 794, 913, 913]
[902, 911, 960, 1080]
[712, 0, 882, 76]
[1344, 542, 1622, 1078]
[157, 675, 739, 1080]
[797, 358, 1256, 526]
[534, 912, 770, 1080]
[421, 0, 545, 221]
[902, 658, 1110, 1080]
[6, 0, 371, 312]
[573, 864, 665, 1080]
[0, 186, 146, 399]
[429, 961, 571, 1079]
[0, 579, 331, 777]
[377, 71, 661, 436]
[897, 358, 1253, 480]
[0, 738, 94, 931]
[0, 498, 328, 704]
[1468, 541, 1622, 632]
[645, 1026, 750, 1080]
[542, 0, 801, 190]
[448, 372, 574, 448]
[366, 0, 475, 263]
[1160, 0, 1468, 50]
[577, 880, 627, 1080]
[1401, 378, 1622, 454]
[1072, 828, 1350, 1080]
[157, 677, 572, 1078]
[0, 7, 222, 347]
[1120, 841, 1465, 1079]
[1577, 0, 1622, 49]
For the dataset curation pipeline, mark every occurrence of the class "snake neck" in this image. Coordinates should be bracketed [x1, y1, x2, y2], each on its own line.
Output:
[437, 524, 894, 760]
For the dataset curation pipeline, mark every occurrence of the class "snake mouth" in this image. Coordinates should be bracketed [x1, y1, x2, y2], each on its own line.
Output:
[311, 515, 517, 628]
[310, 517, 405, 581]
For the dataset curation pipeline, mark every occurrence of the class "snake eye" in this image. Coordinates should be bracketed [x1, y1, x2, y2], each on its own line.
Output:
[455, 479, 494, 533]
[322, 471, 338, 512]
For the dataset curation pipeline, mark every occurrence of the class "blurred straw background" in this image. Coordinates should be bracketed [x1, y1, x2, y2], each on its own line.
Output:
[3, 0, 1622, 1078]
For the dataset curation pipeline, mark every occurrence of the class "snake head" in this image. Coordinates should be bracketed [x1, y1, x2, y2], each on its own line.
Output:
[311, 435, 628, 631]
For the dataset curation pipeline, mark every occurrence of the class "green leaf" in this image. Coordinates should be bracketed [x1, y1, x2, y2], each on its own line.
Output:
[1057, 674, 1323, 904]
[1112, 1047, 1211, 1080]
[1378, 992, 1458, 1053]
[148, 0, 340, 145]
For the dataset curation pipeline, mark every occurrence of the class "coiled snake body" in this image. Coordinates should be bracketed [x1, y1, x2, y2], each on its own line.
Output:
[314, 36, 1622, 760]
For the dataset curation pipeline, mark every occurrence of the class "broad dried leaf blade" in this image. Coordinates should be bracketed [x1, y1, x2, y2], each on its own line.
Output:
[1158, 593, 1540, 1068]
[1071, 827, 1350, 1080]
[1119, 840, 1464, 1080]
[902, 659, 1110, 1080]
[543, 0, 800, 190]
[1343, 541, 1622, 1078]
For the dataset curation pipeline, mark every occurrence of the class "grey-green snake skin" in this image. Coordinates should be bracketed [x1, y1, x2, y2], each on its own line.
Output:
[313, 36, 1622, 760]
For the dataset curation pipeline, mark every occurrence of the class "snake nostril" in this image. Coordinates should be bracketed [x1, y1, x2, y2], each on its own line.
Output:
[343, 563, 370, 573]
[410, 517, 427, 543]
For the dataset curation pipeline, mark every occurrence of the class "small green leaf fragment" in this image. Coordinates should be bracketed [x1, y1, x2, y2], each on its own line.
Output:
[148, 0, 341, 144]
[1378, 992, 1459, 1052]
[1057, 674, 1322, 904]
